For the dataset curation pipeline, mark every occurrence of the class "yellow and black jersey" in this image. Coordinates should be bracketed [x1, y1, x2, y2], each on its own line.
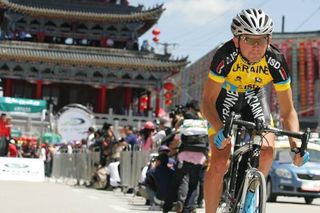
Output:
[208, 39, 291, 93]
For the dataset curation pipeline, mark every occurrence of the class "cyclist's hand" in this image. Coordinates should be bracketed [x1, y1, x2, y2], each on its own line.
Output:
[213, 128, 230, 149]
[292, 151, 310, 167]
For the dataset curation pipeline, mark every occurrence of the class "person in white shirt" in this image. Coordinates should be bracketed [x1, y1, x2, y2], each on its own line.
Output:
[106, 160, 121, 188]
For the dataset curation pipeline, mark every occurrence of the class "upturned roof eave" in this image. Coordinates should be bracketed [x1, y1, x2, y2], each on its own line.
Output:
[0, 41, 187, 71]
[0, 0, 165, 23]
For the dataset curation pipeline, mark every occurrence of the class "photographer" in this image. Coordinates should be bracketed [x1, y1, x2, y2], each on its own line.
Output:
[164, 100, 209, 213]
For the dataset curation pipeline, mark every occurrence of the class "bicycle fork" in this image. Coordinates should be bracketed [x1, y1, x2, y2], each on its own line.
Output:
[238, 168, 262, 213]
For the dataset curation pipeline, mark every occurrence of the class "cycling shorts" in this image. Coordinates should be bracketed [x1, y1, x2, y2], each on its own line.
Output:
[216, 88, 273, 125]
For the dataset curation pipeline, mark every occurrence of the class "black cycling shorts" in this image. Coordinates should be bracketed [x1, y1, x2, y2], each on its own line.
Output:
[216, 88, 272, 125]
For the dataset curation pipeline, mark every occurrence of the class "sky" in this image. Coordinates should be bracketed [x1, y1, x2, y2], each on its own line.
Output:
[129, 0, 320, 64]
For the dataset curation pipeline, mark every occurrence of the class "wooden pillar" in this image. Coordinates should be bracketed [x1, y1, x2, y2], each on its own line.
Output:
[100, 36, 107, 47]
[35, 80, 42, 99]
[147, 91, 151, 111]
[4, 78, 12, 97]
[124, 87, 132, 111]
[155, 88, 160, 117]
[98, 85, 107, 113]
[36, 32, 45, 42]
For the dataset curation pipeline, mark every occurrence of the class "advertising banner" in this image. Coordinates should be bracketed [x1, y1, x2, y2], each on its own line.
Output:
[299, 42, 307, 116]
[56, 104, 94, 142]
[0, 97, 46, 118]
[0, 157, 44, 182]
[306, 41, 314, 116]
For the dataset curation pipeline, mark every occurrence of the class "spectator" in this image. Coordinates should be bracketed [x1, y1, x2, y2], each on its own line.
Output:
[152, 116, 172, 146]
[87, 162, 108, 189]
[0, 113, 8, 156]
[7, 138, 17, 157]
[106, 159, 121, 189]
[145, 153, 175, 211]
[168, 100, 209, 213]
[124, 125, 138, 150]
[141, 121, 155, 152]
[86, 127, 95, 148]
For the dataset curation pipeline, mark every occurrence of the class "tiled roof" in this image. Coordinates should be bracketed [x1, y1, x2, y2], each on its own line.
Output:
[0, 41, 188, 71]
[0, 0, 164, 23]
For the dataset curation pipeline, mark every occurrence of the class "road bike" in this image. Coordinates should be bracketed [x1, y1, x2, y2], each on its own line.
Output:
[219, 112, 310, 213]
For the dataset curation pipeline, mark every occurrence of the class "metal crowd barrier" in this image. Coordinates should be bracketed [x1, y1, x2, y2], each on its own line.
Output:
[119, 149, 150, 190]
[51, 149, 100, 182]
[51, 147, 151, 190]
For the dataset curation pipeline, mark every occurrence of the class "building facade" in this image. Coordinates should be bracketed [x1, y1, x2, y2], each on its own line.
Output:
[181, 31, 320, 129]
[0, 0, 188, 128]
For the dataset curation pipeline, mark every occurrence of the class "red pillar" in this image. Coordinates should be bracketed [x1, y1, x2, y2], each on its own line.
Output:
[35, 80, 42, 99]
[100, 36, 107, 47]
[98, 85, 107, 113]
[147, 91, 151, 111]
[155, 89, 160, 117]
[36, 32, 45, 42]
[124, 87, 132, 111]
[4, 78, 12, 97]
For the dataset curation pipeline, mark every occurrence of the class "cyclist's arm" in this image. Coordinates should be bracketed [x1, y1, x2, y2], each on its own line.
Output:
[201, 78, 224, 134]
[276, 88, 299, 149]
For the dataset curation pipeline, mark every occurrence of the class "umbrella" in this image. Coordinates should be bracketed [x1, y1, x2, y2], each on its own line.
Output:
[42, 132, 62, 144]
[11, 128, 22, 138]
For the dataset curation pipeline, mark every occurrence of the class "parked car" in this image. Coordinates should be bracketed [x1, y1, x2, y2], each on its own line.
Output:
[267, 139, 320, 204]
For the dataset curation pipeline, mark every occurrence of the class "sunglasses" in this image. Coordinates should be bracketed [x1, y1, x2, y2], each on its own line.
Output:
[240, 36, 269, 46]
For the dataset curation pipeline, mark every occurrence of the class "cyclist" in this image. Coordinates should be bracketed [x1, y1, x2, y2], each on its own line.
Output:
[201, 8, 309, 212]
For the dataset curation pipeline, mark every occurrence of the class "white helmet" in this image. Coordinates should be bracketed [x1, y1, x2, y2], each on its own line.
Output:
[231, 9, 273, 36]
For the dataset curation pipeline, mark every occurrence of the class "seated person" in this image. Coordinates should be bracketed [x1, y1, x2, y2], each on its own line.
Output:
[88, 162, 108, 189]
[144, 153, 175, 209]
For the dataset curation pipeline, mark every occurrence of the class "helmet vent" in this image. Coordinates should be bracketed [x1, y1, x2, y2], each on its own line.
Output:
[250, 17, 257, 27]
[244, 28, 253, 33]
[233, 19, 241, 27]
[240, 15, 251, 27]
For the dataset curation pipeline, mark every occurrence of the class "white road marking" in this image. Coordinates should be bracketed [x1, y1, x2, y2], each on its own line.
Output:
[108, 205, 130, 212]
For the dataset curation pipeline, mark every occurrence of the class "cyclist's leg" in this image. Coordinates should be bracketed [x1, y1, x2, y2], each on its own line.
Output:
[204, 88, 240, 212]
[204, 139, 231, 212]
[242, 88, 275, 176]
[259, 133, 275, 176]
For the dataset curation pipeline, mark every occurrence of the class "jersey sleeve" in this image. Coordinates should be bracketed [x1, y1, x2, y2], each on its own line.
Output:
[208, 44, 229, 83]
[268, 47, 291, 92]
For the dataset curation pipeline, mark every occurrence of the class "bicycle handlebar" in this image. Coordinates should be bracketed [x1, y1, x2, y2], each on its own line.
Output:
[224, 112, 311, 157]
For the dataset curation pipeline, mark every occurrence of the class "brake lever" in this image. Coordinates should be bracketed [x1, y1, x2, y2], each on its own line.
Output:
[300, 128, 310, 157]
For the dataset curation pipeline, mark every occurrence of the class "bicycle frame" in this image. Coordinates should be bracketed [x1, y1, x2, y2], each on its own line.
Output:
[221, 126, 264, 213]
[220, 112, 311, 213]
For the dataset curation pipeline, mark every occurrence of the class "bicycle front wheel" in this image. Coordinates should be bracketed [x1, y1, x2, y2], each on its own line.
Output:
[237, 170, 266, 213]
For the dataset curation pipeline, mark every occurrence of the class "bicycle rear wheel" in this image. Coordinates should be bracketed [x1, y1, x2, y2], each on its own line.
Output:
[236, 170, 266, 213]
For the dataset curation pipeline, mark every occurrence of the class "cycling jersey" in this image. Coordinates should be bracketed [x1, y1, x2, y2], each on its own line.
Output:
[208, 39, 291, 93]
[207, 39, 291, 134]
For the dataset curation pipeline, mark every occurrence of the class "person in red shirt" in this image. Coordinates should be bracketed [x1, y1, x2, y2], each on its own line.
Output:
[0, 113, 9, 156]
[7, 139, 18, 157]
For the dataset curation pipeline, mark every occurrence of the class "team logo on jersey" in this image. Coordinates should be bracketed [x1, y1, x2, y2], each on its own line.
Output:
[216, 61, 224, 74]
[235, 76, 242, 82]
[255, 77, 262, 83]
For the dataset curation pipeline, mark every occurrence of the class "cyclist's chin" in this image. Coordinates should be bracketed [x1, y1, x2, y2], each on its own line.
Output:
[247, 55, 263, 64]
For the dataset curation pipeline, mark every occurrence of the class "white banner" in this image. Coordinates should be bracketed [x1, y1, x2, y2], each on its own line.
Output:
[0, 157, 44, 182]
[56, 105, 94, 142]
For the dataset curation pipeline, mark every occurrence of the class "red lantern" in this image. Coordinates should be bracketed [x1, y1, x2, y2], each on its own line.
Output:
[152, 28, 160, 35]
[163, 82, 175, 90]
[164, 91, 173, 99]
[153, 36, 159, 42]
[165, 99, 172, 106]
[140, 96, 148, 103]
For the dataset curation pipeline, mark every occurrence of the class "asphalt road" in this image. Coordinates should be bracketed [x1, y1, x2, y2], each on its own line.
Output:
[0, 180, 319, 213]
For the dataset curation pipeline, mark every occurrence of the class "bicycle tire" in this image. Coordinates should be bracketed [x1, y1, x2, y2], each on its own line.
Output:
[236, 170, 266, 213]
